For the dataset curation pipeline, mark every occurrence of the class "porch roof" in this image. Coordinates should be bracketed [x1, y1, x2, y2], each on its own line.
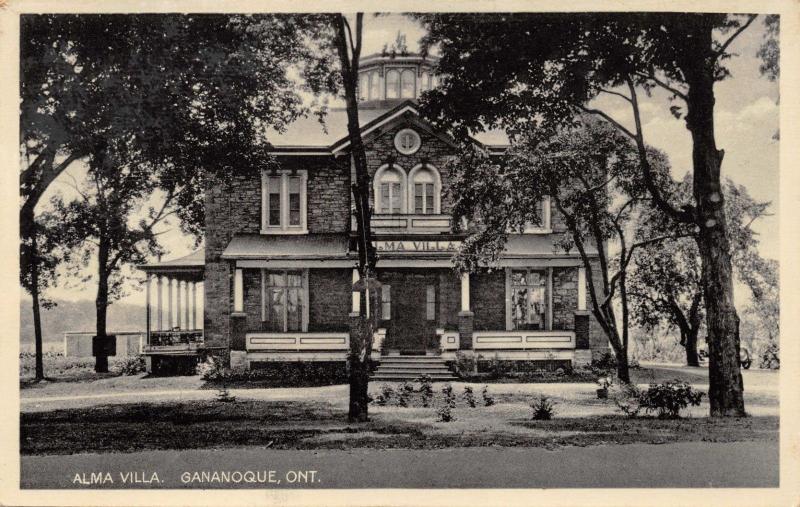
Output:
[221, 234, 351, 261]
[139, 249, 205, 281]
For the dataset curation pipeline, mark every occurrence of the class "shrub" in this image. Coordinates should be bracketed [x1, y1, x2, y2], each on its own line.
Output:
[417, 375, 434, 407]
[454, 351, 477, 376]
[462, 386, 476, 408]
[481, 385, 495, 406]
[530, 395, 556, 420]
[759, 341, 780, 370]
[373, 384, 395, 406]
[437, 404, 454, 422]
[610, 383, 643, 418]
[639, 379, 704, 419]
[441, 383, 456, 408]
[588, 352, 617, 378]
[197, 356, 226, 381]
[397, 382, 414, 407]
[112, 355, 146, 376]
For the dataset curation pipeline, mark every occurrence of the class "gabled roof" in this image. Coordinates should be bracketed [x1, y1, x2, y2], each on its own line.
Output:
[266, 100, 509, 155]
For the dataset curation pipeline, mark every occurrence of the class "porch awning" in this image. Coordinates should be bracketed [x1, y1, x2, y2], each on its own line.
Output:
[222, 234, 354, 267]
[138, 250, 205, 281]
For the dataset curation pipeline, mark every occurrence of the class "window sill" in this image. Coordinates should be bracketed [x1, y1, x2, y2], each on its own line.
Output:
[260, 229, 309, 235]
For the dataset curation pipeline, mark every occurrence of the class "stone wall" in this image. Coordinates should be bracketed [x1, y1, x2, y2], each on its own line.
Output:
[471, 270, 506, 331]
[308, 269, 352, 332]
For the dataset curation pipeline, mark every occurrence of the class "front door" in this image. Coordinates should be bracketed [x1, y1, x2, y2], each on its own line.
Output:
[380, 273, 437, 353]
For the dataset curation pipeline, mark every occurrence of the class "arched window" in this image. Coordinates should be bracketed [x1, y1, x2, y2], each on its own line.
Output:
[369, 71, 381, 100]
[419, 71, 430, 93]
[408, 165, 441, 215]
[400, 69, 416, 98]
[385, 70, 400, 99]
[358, 73, 368, 101]
[373, 164, 407, 214]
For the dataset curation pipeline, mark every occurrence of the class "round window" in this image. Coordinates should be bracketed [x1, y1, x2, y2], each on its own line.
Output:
[394, 128, 421, 155]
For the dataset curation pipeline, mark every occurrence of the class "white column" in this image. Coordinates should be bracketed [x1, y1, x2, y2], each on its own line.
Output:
[176, 280, 182, 330]
[156, 276, 163, 331]
[352, 269, 361, 314]
[145, 274, 152, 343]
[184, 281, 190, 330]
[460, 272, 470, 313]
[192, 282, 197, 330]
[167, 277, 173, 329]
[234, 269, 244, 312]
[578, 267, 587, 311]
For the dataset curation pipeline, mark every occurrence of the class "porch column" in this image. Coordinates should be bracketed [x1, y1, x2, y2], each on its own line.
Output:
[458, 272, 474, 351]
[574, 266, 592, 366]
[167, 277, 173, 329]
[233, 268, 244, 313]
[156, 276, 163, 331]
[145, 273, 152, 345]
[351, 269, 361, 315]
[176, 279, 182, 330]
[191, 282, 197, 330]
[184, 280, 190, 330]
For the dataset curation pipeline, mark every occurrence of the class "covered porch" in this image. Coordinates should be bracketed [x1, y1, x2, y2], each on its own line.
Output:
[139, 250, 207, 372]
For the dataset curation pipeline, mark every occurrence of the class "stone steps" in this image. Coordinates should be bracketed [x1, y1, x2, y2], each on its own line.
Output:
[371, 355, 458, 381]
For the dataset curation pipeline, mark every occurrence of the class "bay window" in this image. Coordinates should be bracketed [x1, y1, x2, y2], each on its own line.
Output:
[261, 170, 307, 233]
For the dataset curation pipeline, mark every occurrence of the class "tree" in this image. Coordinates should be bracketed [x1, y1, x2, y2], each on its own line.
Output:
[21, 14, 312, 376]
[330, 13, 379, 422]
[44, 137, 180, 372]
[417, 12, 765, 416]
[630, 177, 772, 368]
[449, 118, 682, 382]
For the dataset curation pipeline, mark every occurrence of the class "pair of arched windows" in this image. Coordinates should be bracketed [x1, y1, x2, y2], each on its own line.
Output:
[373, 164, 441, 215]
[385, 69, 416, 99]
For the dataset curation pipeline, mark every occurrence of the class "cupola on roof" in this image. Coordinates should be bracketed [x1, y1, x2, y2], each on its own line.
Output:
[357, 52, 440, 108]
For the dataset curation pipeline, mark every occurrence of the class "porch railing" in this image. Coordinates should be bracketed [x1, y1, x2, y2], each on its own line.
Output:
[472, 330, 575, 350]
[148, 329, 204, 348]
[246, 332, 349, 351]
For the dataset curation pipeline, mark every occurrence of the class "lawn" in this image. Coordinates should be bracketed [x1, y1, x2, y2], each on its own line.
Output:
[19, 361, 779, 456]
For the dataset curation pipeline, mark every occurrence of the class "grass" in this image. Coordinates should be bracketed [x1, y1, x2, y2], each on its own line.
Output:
[21, 396, 778, 456]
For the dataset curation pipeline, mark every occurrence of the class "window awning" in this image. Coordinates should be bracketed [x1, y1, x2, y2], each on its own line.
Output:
[222, 234, 353, 267]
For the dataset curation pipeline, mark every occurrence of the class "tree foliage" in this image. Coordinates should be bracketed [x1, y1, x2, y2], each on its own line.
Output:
[448, 118, 682, 382]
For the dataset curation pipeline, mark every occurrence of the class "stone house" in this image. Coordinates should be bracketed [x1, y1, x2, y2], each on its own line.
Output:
[139, 53, 607, 377]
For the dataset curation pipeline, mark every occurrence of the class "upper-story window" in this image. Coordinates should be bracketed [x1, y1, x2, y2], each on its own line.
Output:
[369, 71, 381, 100]
[400, 69, 415, 98]
[409, 164, 441, 215]
[419, 71, 430, 93]
[261, 169, 308, 234]
[374, 164, 406, 214]
[385, 70, 400, 99]
[358, 73, 369, 101]
[522, 196, 552, 233]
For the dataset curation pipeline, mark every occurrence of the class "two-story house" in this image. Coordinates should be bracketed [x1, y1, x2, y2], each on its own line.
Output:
[139, 53, 607, 377]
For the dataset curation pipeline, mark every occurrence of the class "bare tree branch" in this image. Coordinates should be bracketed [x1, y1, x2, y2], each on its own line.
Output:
[715, 14, 758, 58]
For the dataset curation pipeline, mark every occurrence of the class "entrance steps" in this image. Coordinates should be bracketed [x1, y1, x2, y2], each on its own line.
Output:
[371, 355, 458, 381]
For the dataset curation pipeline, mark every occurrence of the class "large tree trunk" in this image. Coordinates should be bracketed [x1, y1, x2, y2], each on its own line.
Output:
[29, 229, 45, 381]
[683, 23, 745, 417]
[333, 13, 377, 423]
[95, 241, 110, 373]
[684, 327, 700, 367]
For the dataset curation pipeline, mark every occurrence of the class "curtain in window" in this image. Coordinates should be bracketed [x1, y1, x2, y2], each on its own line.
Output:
[264, 271, 304, 332]
[511, 269, 547, 330]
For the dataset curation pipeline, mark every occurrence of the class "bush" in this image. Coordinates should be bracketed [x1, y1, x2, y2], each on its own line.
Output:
[197, 356, 226, 381]
[416, 375, 434, 407]
[397, 382, 414, 407]
[112, 355, 146, 376]
[530, 395, 556, 420]
[588, 352, 617, 378]
[638, 379, 704, 419]
[759, 341, 780, 370]
[437, 403, 454, 422]
[481, 385, 495, 406]
[372, 384, 395, 406]
[454, 351, 477, 376]
[610, 383, 642, 418]
[216, 386, 236, 403]
[462, 386, 476, 408]
[441, 383, 456, 408]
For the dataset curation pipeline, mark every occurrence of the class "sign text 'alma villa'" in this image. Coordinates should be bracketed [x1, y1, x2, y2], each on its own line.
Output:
[373, 240, 461, 253]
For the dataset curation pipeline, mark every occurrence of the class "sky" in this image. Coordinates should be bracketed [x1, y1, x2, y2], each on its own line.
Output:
[39, 13, 780, 309]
